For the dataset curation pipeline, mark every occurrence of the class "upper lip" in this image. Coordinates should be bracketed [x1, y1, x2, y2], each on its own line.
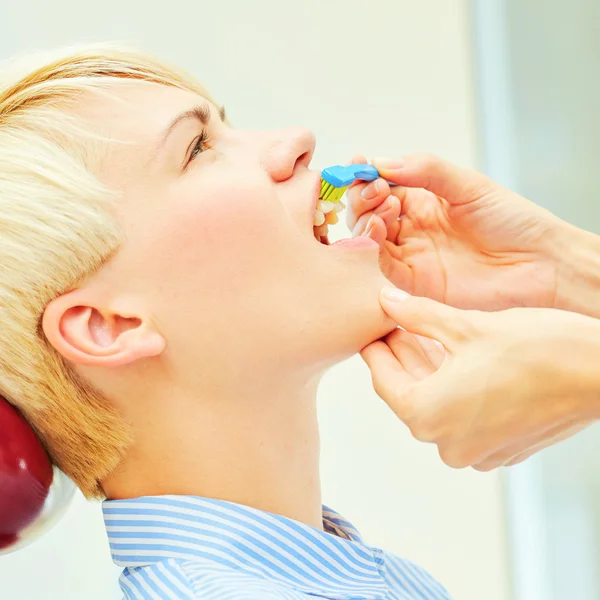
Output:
[309, 170, 331, 245]
[310, 171, 322, 224]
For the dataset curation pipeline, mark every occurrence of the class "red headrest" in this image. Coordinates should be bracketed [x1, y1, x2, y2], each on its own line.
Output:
[0, 397, 75, 554]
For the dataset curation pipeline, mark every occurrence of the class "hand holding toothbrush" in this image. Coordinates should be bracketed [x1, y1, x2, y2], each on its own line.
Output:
[346, 153, 600, 319]
[351, 153, 600, 469]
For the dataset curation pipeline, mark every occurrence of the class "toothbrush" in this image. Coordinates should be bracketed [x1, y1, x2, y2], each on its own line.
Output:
[313, 163, 398, 241]
[320, 163, 398, 204]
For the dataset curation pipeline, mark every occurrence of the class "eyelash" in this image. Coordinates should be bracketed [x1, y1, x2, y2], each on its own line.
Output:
[188, 130, 211, 163]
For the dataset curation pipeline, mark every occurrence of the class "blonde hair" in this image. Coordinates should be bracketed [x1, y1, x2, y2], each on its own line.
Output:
[0, 43, 215, 498]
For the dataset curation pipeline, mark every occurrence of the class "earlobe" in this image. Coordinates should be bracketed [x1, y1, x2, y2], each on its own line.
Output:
[42, 289, 166, 368]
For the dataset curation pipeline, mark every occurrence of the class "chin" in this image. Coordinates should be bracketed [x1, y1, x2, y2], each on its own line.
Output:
[353, 309, 397, 351]
[320, 318, 396, 368]
[318, 284, 397, 364]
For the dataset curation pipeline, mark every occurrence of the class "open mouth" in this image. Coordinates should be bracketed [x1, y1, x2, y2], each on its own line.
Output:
[312, 199, 345, 245]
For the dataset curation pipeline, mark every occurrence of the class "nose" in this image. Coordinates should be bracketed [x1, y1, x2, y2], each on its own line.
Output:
[260, 127, 316, 182]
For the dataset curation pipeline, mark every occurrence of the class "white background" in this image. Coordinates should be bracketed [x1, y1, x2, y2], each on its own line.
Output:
[474, 1, 600, 599]
[0, 1, 511, 599]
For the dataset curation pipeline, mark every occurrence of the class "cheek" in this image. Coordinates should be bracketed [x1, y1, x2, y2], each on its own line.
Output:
[149, 176, 285, 291]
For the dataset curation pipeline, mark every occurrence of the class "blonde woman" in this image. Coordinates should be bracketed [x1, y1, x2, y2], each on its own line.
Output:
[0, 45, 450, 599]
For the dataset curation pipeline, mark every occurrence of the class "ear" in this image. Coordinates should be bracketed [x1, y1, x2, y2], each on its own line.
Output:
[42, 288, 166, 367]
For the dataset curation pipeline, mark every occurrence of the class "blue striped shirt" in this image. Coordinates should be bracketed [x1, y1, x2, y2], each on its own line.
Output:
[103, 495, 452, 599]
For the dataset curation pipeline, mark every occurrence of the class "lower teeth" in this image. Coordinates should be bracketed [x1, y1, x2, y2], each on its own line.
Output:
[314, 224, 329, 239]
[313, 199, 346, 242]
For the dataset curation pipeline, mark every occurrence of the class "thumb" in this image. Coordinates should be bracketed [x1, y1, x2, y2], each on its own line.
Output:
[372, 153, 499, 206]
[380, 288, 478, 348]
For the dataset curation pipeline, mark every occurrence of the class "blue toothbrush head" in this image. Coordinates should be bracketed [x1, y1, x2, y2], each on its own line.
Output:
[321, 164, 381, 188]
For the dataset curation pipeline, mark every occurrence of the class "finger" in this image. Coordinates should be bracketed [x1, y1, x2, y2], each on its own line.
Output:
[348, 154, 369, 189]
[376, 195, 402, 229]
[346, 179, 392, 230]
[361, 340, 420, 420]
[502, 449, 539, 468]
[385, 328, 438, 380]
[361, 347, 453, 433]
[472, 420, 592, 471]
[504, 421, 593, 466]
[387, 185, 408, 216]
[352, 195, 401, 237]
[360, 214, 387, 248]
[412, 335, 447, 369]
[379, 249, 413, 292]
[371, 153, 499, 207]
[363, 343, 472, 447]
[473, 437, 553, 472]
[379, 288, 481, 348]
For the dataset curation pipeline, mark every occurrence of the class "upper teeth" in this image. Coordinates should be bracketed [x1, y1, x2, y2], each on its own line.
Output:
[313, 200, 346, 227]
[317, 200, 335, 214]
[313, 210, 326, 226]
[313, 198, 346, 241]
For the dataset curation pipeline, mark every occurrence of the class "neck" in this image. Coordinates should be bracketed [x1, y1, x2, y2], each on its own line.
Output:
[102, 371, 324, 529]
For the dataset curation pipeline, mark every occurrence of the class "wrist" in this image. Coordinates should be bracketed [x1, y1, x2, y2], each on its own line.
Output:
[550, 223, 600, 319]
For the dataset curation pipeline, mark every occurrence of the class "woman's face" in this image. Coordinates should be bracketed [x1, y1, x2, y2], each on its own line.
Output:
[76, 80, 393, 384]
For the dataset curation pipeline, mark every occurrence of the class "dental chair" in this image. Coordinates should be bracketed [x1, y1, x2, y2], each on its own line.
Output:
[0, 396, 75, 555]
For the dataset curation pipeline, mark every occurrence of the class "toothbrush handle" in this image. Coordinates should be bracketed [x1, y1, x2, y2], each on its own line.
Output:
[352, 164, 398, 187]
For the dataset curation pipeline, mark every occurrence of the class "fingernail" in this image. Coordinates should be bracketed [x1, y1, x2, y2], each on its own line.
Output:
[381, 287, 410, 302]
[361, 180, 379, 199]
[364, 215, 376, 236]
[373, 158, 405, 171]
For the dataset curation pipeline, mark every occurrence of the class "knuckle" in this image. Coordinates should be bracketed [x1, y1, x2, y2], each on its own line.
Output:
[448, 312, 483, 343]
[370, 376, 399, 408]
[438, 444, 474, 469]
[411, 424, 435, 444]
[370, 377, 387, 400]
[385, 388, 420, 424]
[386, 328, 409, 346]
[406, 409, 438, 443]
[448, 324, 472, 345]
[472, 462, 496, 472]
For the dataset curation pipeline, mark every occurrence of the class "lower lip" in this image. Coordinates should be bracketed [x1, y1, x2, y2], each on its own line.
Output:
[330, 236, 379, 250]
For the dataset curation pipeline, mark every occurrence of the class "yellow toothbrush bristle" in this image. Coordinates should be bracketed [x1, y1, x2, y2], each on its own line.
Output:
[320, 179, 348, 203]
[314, 178, 347, 243]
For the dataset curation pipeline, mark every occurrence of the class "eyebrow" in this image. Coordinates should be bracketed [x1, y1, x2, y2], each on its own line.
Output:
[154, 103, 227, 157]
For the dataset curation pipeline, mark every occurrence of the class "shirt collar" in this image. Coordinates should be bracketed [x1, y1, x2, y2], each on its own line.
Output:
[103, 495, 387, 599]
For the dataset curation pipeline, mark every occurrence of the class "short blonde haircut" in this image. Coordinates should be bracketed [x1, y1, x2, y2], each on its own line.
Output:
[0, 43, 215, 498]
